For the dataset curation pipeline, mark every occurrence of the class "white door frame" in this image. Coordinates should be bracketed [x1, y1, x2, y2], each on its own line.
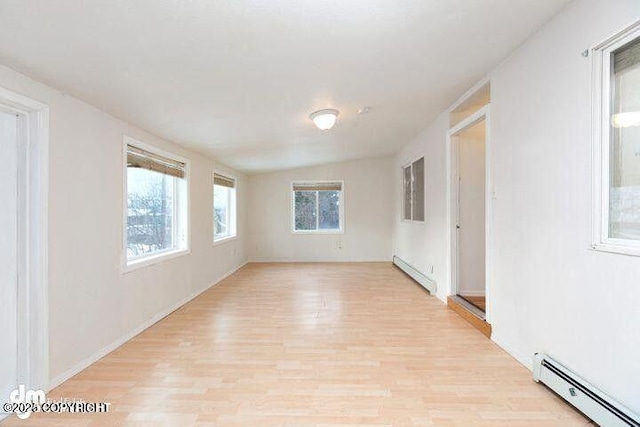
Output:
[446, 105, 492, 322]
[0, 87, 49, 392]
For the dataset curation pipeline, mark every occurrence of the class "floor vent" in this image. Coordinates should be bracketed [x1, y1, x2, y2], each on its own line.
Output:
[533, 353, 639, 426]
[392, 256, 436, 295]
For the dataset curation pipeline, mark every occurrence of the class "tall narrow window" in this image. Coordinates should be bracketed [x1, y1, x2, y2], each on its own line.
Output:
[403, 157, 425, 221]
[403, 166, 412, 220]
[610, 38, 640, 241]
[292, 182, 343, 233]
[125, 140, 188, 266]
[593, 24, 640, 255]
[213, 172, 236, 242]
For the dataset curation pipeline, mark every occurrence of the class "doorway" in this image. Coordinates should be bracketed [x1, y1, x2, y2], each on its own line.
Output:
[0, 88, 49, 409]
[0, 108, 18, 405]
[448, 105, 491, 325]
[456, 119, 486, 313]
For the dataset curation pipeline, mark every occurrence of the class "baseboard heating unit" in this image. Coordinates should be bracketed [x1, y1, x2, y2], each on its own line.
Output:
[533, 353, 640, 426]
[392, 256, 437, 295]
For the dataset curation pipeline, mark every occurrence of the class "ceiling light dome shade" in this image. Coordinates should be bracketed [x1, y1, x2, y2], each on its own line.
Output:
[310, 109, 339, 130]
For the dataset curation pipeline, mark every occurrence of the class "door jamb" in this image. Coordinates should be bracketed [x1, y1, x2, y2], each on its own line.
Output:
[446, 105, 492, 323]
[0, 87, 49, 392]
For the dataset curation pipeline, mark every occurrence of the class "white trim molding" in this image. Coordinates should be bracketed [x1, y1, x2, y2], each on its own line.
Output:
[446, 104, 493, 323]
[491, 332, 533, 371]
[591, 20, 640, 257]
[0, 87, 49, 392]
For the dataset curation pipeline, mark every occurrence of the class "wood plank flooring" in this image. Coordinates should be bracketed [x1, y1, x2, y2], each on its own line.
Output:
[2, 263, 590, 426]
[459, 295, 486, 312]
[447, 296, 491, 338]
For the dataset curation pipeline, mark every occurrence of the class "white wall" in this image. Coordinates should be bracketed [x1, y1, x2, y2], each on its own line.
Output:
[248, 157, 393, 262]
[0, 64, 248, 386]
[393, 112, 450, 301]
[393, 0, 640, 413]
[489, 0, 640, 412]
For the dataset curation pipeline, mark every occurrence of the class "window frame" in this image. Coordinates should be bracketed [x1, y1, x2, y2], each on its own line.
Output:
[402, 156, 425, 223]
[213, 171, 237, 245]
[290, 180, 345, 235]
[122, 136, 190, 273]
[592, 21, 640, 257]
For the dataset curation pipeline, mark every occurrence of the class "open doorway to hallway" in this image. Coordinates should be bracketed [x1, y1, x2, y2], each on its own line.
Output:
[455, 118, 487, 314]
[446, 81, 492, 336]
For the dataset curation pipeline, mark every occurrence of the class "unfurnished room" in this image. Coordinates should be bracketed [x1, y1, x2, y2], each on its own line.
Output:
[0, 0, 639, 426]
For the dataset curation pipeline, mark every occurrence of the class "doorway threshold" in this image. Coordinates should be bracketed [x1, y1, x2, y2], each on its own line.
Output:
[447, 295, 491, 338]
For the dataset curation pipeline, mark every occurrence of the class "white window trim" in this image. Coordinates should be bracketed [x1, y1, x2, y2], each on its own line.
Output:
[213, 234, 238, 246]
[591, 20, 640, 257]
[291, 180, 345, 234]
[122, 136, 191, 273]
[402, 156, 425, 223]
[212, 170, 237, 244]
[124, 247, 190, 272]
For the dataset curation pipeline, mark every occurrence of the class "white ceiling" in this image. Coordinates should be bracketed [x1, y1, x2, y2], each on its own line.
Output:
[0, 0, 571, 173]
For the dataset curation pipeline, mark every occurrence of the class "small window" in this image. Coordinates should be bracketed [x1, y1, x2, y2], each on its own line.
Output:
[593, 23, 640, 255]
[125, 140, 188, 266]
[292, 181, 343, 233]
[213, 173, 237, 242]
[403, 157, 425, 221]
[403, 166, 412, 220]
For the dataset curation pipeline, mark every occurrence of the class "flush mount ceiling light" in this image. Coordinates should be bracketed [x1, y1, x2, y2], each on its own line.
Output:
[310, 109, 339, 130]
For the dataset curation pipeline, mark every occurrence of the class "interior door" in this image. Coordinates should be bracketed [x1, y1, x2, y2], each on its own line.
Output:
[0, 109, 18, 404]
[456, 120, 486, 308]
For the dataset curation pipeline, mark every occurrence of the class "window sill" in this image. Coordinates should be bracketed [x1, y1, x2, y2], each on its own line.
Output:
[590, 242, 640, 257]
[213, 235, 237, 246]
[292, 230, 344, 235]
[123, 248, 190, 274]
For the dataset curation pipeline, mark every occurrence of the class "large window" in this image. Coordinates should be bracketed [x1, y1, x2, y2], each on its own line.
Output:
[403, 157, 425, 221]
[292, 181, 343, 233]
[125, 139, 188, 267]
[593, 24, 640, 256]
[213, 172, 237, 242]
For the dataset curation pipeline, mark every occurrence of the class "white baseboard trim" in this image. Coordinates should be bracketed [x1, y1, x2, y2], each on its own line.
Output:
[47, 260, 248, 392]
[392, 255, 437, 295]
[491, 332, 533, 371]
[248, 258, 392, 263]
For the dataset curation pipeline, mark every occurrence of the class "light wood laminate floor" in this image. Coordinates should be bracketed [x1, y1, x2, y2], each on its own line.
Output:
[2, 263, 590, 426]
[459, 295, 486, 312]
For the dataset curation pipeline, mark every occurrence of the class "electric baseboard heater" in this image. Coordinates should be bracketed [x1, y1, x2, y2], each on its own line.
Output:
[533, 353, 640, 426]
[392, 256, 437, 295]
